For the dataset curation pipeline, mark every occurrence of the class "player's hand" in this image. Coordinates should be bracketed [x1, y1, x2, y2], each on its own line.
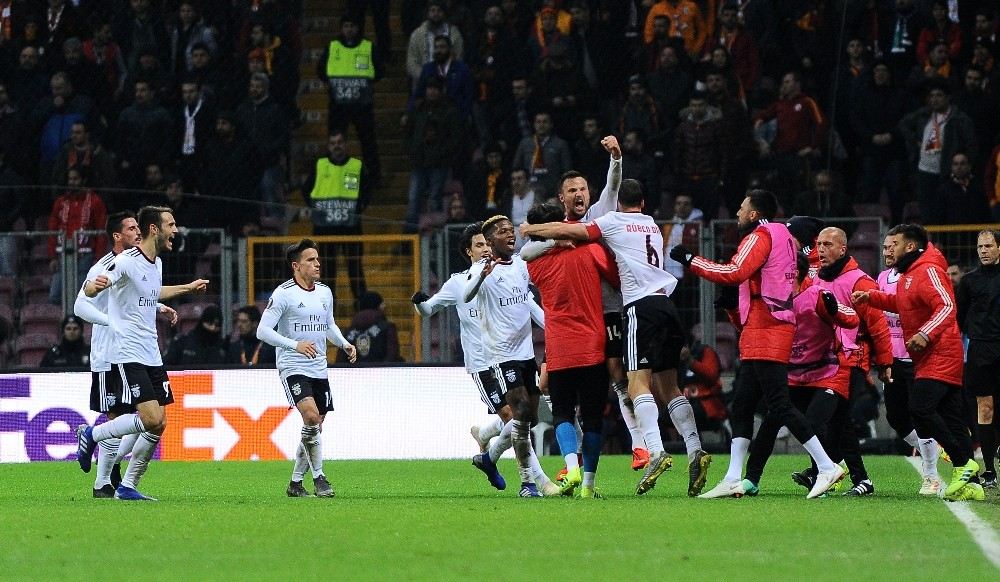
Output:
[518, 222, 532, 239]
[905, 333, 929, 354]
[553, 239, 575, 249]
[159, 305, 179, 325]
[482, 255, 500, 277]
[92, 275, 111, 292]
[187, 279, 209, 294]
[820, 291, 839, 316]
[878, 365, 893, 384]
[343, 343, 357, 363]
[601, 135, 621, 159]
[295, 340, 318, 358]
[851, 290, 869, 305]
[669, 245, 695, 267]
[411, 291, 430, 304]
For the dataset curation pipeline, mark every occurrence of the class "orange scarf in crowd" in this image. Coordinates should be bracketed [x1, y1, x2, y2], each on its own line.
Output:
[251, 37, 282, 75]
[486, 170, 500, 207]
[531, 135, 546, 169]
[924, 60, 951, 79]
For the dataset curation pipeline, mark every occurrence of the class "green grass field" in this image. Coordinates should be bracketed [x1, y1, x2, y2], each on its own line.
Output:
[1, 455, 997, 580]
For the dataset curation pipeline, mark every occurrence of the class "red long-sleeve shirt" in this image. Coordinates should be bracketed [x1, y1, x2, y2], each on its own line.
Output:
[755, 94, 827, 154]
[48, 191, 107, 257]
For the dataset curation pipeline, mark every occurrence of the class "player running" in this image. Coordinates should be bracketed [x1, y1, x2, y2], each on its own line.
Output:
[75, 206, 208, 501]
[521, 179, 710, 496]
[256, 239, 357, 498]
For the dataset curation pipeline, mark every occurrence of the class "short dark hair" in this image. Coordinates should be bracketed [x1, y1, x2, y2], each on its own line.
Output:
[136, 206, 172, 239]
[978, 229, 1000, 246]
[190, 42, 210, 54]
[887, 223, 928, 248]
[690, 90, 708, 102]
[433, 34, 452, 47]
[285, 238, 318, 264]
[558, 170, 586, 194]
[745, 189, 778, 220]
[482, 215, 511, 239]
[526, 202, 565, 240]
[619, 179, 644, 208]
[237, 304, 262, 322]
[105, 211, 136, 240]
[459, 222, 483, 263]
[795, 252, 810, 283]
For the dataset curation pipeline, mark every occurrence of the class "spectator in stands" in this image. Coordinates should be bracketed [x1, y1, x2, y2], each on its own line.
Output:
[703, 2, 759, 93]
[663, 193, 703, 279]
[915, 1, 961, 65]
[898, 79, 976, 225]
[754, 70, 827, 206]
[164, 305, 228, 366]
[530, 42, 587, 141]
[499, 0, 533, 41]
[112, 0, 168, 71]
[704, 69, 754, 213]
[318, 13, 382, 187]
[41, 0, 82, 58]
[123, 48, 174, 106]
[500, 167, 535, 252]
[952, 67, 997, 165]
[850, 61, 910, 225]
[466, 4, 520, 150]
[188, 42, 224, 104]
[463, 141, 507, 220]
[0, 147, 26, 277]
[51, 121, 117, 194]
[972, 11, 998, 51]
[526, 6, 569, 67]
[969, 40, 1000, 91]
[642, 15, 673, 73]
[511, 110, 571, 201]
[643, 0, 707, 58]
[56, 37, 106, 112]
[82, 19, 128, 110]
[617, 74, 662, 152]
[48, 166, 107, 304]
[406, 0, 464, 85]
[247, 21, 298, 116]
[938, 152, 989, 225]
[32, 71, 101, 181]
[7, 46, 48, 113]
[40, 315, 89, 368]
[116, 79, 172, 188]
[568, 0, 621, 99]
[403, 76, 461, 233]
[302, 130, 371, 301]
[492, 76, 539, 154]
[906, 40, 960, 93]
[175, 78, 215, 191]
[986, 142, 1000, 221]
[414, 35, 474, 121]
[672, 90, 725, 219]
[228, 304, 276, 366]
[791, 169, 855, 223]
[880, 0, 927, 80]
[200, 111, 260, 236]
[346, 0, 390, 64]
[340, 291, 401, 363]
[235, 72, 289, 223]
[646, 44, 692, 139]
[573, 115, 610, 195]
[169, 1, 217, 77]
[679, 337, 727, 433]
[621, 129, 659, 211]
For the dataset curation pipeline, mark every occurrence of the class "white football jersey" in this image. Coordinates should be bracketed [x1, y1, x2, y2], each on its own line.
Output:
[260, 279, 337, 379]
[416, 271, 489, 373]
[590, 211, 678, 305]
[77, 252, 116, 372]
[467, 256, 536, 364]
[105, 247, 164, 367]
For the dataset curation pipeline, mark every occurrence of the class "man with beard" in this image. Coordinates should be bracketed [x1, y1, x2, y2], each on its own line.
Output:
[228, 305, 276, 367]
[853, 224, 983, 501]
[671, 190, 844, 499]
[164, 305, 227, 365]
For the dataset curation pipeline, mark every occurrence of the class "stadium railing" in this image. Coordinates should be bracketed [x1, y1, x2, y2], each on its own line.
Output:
[245, 234, 422, 362]
[924, 224, 1000, 270]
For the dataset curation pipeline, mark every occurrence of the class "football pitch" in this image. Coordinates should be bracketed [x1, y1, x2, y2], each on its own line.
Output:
[2, 455, 998, 580]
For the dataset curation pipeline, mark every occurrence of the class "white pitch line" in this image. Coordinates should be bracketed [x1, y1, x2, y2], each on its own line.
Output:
[906, 457, 1000, 570]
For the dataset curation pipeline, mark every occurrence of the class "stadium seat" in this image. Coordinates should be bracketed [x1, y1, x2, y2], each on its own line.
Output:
[15, 334, 56, 367]
[19, 304, 64, 336]
[28, 244, 51, 276]
[0, 304, 14, 342]
[0, 277, 15, 307]
[22, 276, 52, 305]
[852, 203, 890, 223]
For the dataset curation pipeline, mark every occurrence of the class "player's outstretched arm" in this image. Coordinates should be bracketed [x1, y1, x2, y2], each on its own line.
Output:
[585, 136, 624, 220]
[160, 278, 209, 301]
[462, 257, 497, 303]
[519, 239, 556, 262]
[412, 276, 460, 316]
[519, 221, 590, 242]
[74, 286, 109, 326]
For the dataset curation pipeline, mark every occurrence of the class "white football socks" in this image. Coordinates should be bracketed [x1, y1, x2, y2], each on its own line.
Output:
[121, 432, 159, 490]
[301, 425, 324, 478]
[114, 433, 139, 464]
[632, 394, 664, 453]
[479, 417, 504, 442]
[614, 382, 644, 450]
[93, 413, 145, 441]
[724, 437, 750, 482]
[527, 446, 552, 487]
[667, 396, 702, 462]
[903, 429, 920, 449]
[291, 442, 309, 482]
[802, 436, 838, 472]
[918, 437, 940, 477]
[94, 438, 120, 488]
[488, 420, 513, 464]
[511, 420, 534, 484]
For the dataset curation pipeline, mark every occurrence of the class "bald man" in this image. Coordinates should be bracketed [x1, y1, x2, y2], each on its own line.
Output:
[797, 227, 892, 495]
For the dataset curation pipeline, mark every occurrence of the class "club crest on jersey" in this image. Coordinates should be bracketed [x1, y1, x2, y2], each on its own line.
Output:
[105, 395, 116, 407]
[905, 277, 912, 289]
[130, 384, 141, 398]
[290, 383, 302, 396]
[321, 302, 328, 311]
[491, 393, 501, 404]
[505, 368, 516, 383]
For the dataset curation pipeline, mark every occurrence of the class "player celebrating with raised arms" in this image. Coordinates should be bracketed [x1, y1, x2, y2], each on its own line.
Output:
[75, 206, 208, 501]
[256, 239, 357, 498]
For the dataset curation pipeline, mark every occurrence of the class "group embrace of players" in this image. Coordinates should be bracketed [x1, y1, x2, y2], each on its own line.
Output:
[71, 140, 995, 503]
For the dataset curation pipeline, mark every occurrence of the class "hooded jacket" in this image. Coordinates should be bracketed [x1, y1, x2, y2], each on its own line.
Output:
[815, 255, 893, 372]
[865, 243, 963, 385]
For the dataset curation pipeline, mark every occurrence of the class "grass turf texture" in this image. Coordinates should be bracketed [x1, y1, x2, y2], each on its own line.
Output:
[1, 455, 997, 580]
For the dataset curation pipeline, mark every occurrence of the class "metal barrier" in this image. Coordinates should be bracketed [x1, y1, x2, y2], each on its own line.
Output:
[924, 224, 1000, 271]
[246, 235, 422, 362]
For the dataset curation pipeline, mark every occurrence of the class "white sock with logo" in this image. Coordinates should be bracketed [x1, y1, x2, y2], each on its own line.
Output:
[667, 396, 702, 462]
[94, 438, 120, 488]
[488, 420, 514, 464]
[632, 394, 664, 453]
[93, 413, 145, 441]
[121, 432, 160, 490]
